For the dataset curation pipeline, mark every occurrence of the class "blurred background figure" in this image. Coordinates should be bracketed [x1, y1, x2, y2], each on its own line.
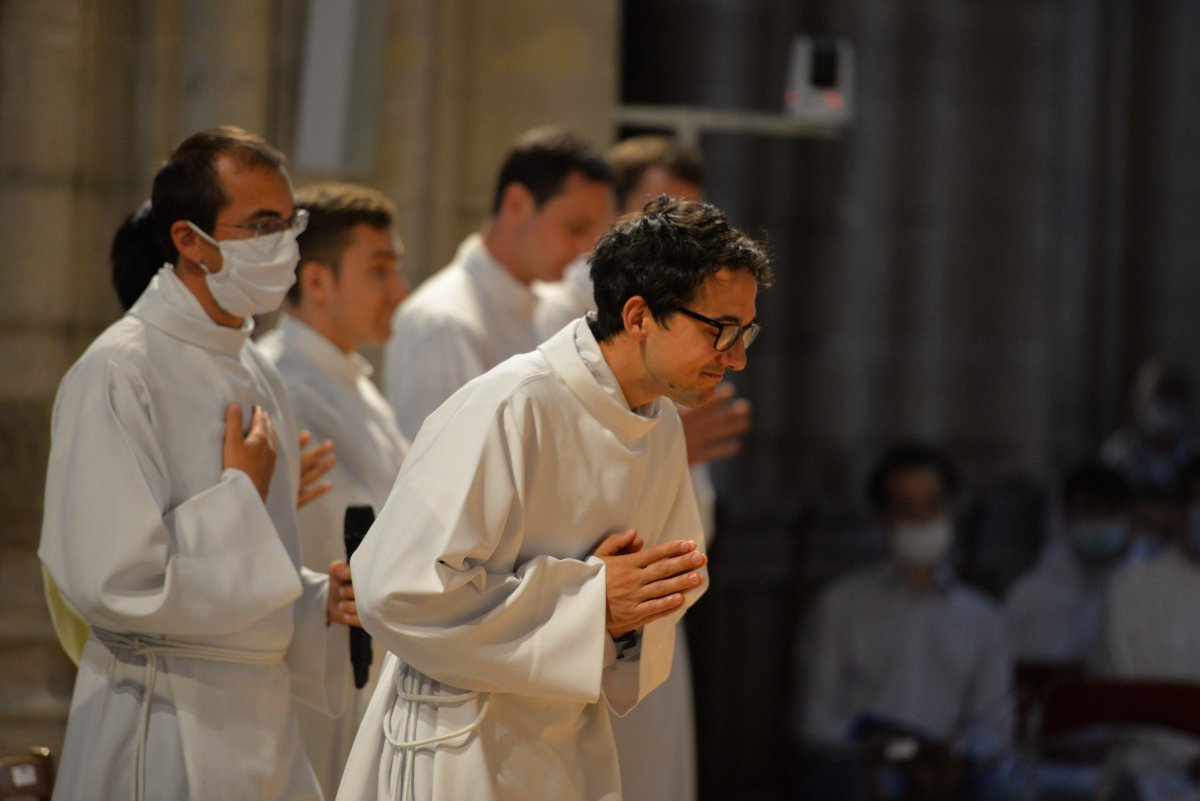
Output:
[1095, 456, 1200, 680]
[257, 182, 410, 797]
[109, 200, 167, 311]
[1005, 462, 1132, 668]
[1101, 360, 1200, 559]
[383, 126, 614, 440]
[796, 443, 1013, 801]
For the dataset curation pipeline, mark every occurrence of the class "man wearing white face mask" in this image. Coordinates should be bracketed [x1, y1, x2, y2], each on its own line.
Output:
[39, 126, 359, 801]
[1096, 457, 1200, 679]
[798, 443, 1013, 798]
[1005, 463, 1133, 666]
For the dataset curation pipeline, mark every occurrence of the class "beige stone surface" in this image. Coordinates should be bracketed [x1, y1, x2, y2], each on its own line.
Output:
[0, 0, 619, 763]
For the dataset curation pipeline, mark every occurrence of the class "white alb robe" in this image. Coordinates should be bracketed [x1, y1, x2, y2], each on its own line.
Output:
[39, 267, 347, 801]
[536, 256, 714, 801]
[260, 314, 409, 797]
[384, 234, 541, 440]
[337, 319, 706, 801]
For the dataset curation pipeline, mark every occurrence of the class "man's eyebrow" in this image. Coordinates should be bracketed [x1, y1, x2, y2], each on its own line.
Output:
[243, 207, 287, 221]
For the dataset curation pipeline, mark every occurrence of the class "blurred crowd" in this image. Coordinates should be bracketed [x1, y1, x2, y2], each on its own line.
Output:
[789, 359, 1200, 801]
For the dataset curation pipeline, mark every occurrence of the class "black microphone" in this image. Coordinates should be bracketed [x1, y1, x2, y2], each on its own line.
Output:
[343, 505, 375, 689]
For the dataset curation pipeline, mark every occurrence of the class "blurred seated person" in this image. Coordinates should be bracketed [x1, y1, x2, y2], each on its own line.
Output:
[797, 443, 1014, 800]
[1005, 463, 1132, 667]
[1102, 359, 1199, 559]
[1095, 456, 1200, 679]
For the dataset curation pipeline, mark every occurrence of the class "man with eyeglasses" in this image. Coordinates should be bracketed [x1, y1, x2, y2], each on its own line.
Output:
[40, 126, 358, 801]
[337, 196, 771, 801]
[534, 136, 749, 801]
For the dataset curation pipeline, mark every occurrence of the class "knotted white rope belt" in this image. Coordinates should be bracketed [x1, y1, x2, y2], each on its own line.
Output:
[92, 628, 287, 801]
[382, 660, 492, 801]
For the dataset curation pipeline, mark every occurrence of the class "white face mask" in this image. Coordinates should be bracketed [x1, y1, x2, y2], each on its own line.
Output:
[1065, 519, 1129, 564]
[889, 517, 954, 569]
[187, 222, 299, 317]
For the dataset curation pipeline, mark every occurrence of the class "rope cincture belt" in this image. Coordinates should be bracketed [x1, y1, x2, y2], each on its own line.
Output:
[383, 660, 493, 801]
[92, 628, 287, 801]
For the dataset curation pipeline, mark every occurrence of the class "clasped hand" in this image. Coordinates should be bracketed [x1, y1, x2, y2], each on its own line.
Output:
[593, 529, 706, 638]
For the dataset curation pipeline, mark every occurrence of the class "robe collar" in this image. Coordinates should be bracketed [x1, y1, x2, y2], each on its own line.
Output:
[539, 318, 664, 443]
[460, 234, 538, 320]
[131, 265, 254, 357]
[274, 314, 372, 387]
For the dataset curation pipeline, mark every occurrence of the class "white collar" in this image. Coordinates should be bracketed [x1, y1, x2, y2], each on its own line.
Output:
[538, 318, 664, 443]
[131, 265, 253, 357]
[460, 234, 538, 319]
[275, 314, 372, 386]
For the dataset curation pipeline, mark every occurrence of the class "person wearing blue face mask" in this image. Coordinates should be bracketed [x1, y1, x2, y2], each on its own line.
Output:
[1005, 463, 1132, 668]
[1096, 456, 1200, 679]
[797, 443, 1014, 801]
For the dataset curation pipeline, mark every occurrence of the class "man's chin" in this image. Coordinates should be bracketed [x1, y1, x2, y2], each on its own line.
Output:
[671, 385, 716, 409]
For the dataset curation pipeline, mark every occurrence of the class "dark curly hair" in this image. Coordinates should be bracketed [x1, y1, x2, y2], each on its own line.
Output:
[588, 196, 772, 342]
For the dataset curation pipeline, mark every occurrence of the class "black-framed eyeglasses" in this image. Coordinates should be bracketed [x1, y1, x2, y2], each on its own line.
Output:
[676, 307, 761, 352]
[218, 207, 310, 239]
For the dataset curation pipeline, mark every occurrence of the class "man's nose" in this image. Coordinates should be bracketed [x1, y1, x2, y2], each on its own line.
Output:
[718, 338, 748, 371]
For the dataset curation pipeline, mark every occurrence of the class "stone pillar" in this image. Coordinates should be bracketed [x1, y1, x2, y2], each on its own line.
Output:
[371, 0, 620, 285]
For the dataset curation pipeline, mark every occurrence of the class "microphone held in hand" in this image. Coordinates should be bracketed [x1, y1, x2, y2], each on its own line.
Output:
[344, 505, 375, 689]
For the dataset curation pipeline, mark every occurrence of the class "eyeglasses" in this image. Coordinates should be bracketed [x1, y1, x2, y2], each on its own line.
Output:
[218, 207, 309, 239]
[676, 307, 761, 352]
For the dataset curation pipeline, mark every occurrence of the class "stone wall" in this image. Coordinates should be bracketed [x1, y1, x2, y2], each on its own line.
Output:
[0, 0, 618, 763]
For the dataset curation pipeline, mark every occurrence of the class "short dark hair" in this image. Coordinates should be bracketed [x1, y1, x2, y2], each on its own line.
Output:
[110, 200, 166, 311]
[490, 127, 613, 214]
[287, 182, 398, 304]
[1062, 462, 1130, 510]
[588, 196, 771, 343]
[150, 125, 287, 261]
[608, 136, 705, 209]
[867, 442, 960, 512]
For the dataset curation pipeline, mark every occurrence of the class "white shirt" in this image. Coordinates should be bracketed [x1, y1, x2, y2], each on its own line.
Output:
[384, 234, 540, 440]
[259, 314, 409, 798]
[1005, 539, 1123, 664]
[1097, 547, 1200, 679]
[800, 562, 1013, 758]
[336, 319, 705, 801]
[39, 267, 346, 801]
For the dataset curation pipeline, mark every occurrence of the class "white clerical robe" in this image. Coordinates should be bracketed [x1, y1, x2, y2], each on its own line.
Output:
[260, 314, 409, 797]
[1096, 547, 1200, 679]
[39, 267, 347, 801]
[384, 234, 541, 440]
[536, 257, 713, 801]
[337, 319, 706, 801]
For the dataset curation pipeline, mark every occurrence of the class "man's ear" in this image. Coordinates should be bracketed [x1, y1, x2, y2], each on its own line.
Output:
[497, 182, 536, 222]
[622, 296, 653, 342]
[297, 260, 333, 304]
[171, 220, 208, 268]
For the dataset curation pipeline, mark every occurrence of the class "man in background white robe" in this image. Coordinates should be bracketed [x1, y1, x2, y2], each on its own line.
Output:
[39, 127, 356, 801]
[259, 182, 411, 797]
[337, 197, 772, 801]
[534, 135, 752, 801]
[383, 127, 615, 440]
